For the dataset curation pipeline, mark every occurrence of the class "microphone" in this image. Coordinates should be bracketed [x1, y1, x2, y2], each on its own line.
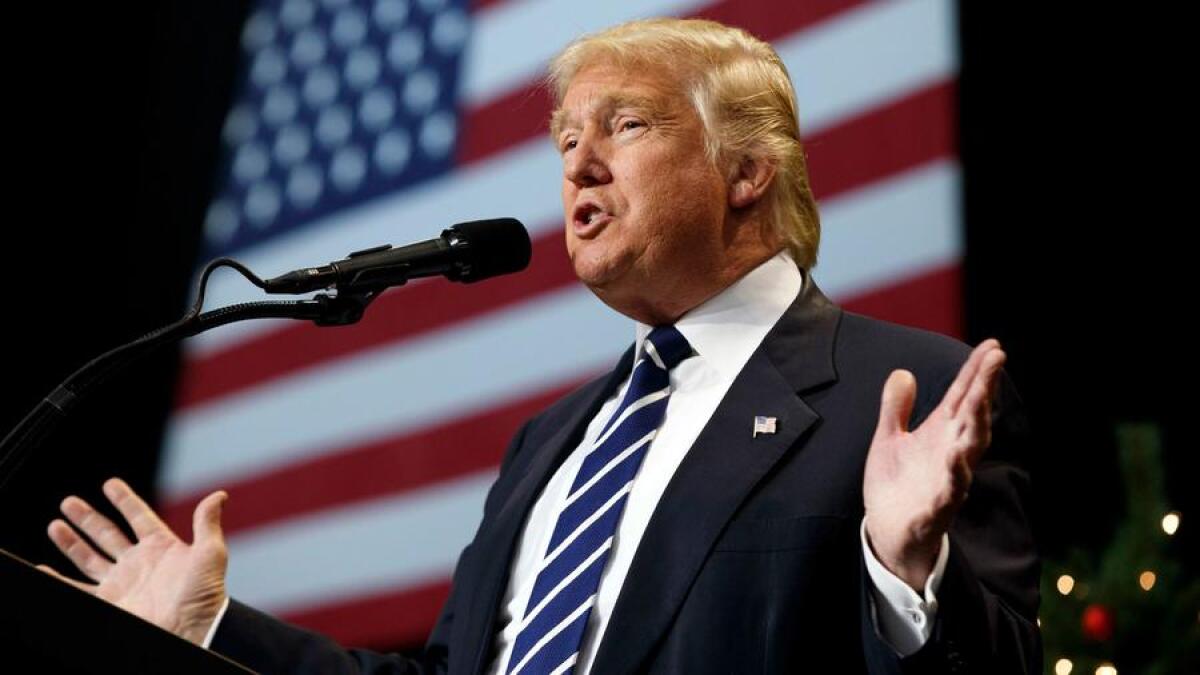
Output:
[263, 218, 531, 294]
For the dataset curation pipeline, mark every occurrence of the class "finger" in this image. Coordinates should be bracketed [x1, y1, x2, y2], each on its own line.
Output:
[874, 369, 917, 438]
[946, 339, 1001, 415]
[104, 477, 171, 542]
[192, 490, 229, 551]
[58, 494, 133, 559]
[958, 353, 1004, 462]
[47, 517, 113, 582]
[941, 339, 1001, 418]
[35, 563, 98, 595]
[959, 350, 1006, 425]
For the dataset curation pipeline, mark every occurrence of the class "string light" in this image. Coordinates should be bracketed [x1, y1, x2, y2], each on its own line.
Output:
[1139, 570, 1157, 591]
[1095, 664, 1117, 675]
[1054, 658, 1073, 675]
[1162, 511, 1181, 535]
[1057, 574, 1075, 595]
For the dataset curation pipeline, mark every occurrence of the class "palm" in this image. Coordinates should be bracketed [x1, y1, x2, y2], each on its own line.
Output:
[863, 391, 974, 543]
[862, 340, 1006, 583]
[96, 531, 222, 628]
[40, 478, 229, 645]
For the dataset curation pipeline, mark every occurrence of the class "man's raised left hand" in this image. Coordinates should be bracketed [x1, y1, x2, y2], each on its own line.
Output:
[862, 339, 1007, 591]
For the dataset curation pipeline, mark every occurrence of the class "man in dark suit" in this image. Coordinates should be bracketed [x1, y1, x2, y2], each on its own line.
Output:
[40, 17, 1040, 674]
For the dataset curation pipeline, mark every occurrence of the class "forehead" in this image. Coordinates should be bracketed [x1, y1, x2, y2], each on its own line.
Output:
[552, 65, 686, 129]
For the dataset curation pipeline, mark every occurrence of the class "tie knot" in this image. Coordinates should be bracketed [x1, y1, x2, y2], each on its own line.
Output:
[644, 325, 693, 372]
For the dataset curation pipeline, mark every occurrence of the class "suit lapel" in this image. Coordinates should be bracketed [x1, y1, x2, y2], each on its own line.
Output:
[589, 276, 842, 674]
[456, 347, 636, 675]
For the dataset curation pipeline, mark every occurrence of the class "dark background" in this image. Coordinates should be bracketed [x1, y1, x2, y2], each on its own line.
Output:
[1, 1, 1189, 652]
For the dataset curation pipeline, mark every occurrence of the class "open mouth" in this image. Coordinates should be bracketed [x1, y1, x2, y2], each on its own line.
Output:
[573, 202, 613, 235]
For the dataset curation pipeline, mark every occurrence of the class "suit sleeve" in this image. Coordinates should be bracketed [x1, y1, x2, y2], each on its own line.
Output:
[859, 367, 1043, 675]
[207, 419, 536, 674]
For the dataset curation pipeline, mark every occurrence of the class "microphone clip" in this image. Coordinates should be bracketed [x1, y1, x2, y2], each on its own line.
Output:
[307, 289, 381, 327]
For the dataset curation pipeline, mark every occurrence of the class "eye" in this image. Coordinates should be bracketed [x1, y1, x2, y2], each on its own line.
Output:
[561, 137, 577, 153]
[619, 119, 645, 132]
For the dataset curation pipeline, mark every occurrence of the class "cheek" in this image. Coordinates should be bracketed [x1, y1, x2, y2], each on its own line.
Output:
[561, 180, 575, 218]
[636, 155, 722, 220]
[561, 182, 580, 245]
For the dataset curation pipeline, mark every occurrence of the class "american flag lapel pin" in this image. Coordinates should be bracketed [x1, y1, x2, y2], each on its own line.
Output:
[752, 416, 777, 438]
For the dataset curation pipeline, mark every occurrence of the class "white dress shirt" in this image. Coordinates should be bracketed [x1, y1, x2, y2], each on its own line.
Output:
[204, 251, 950, 663]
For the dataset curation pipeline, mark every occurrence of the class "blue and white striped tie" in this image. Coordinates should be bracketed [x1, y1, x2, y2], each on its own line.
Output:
[505, 325, 694, 675]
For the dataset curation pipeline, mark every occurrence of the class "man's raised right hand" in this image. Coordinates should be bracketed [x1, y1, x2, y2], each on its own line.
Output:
[39, 477, 230, 646]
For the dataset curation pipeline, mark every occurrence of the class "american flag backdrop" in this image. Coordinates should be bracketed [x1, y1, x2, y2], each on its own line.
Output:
[158, 0, 964, 650]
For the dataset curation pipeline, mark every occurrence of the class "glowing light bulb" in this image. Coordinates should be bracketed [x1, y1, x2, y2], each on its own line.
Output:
[1162, 511, 1181, 535]
[1139, 570, 1157, 591]
[1095, 664, 1117, 675]
[1056, 574, 1075, 595]
[1054, 658, 1073, 675]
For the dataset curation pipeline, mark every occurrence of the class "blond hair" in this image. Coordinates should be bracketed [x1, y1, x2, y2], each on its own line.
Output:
[547, 18, 821, 271]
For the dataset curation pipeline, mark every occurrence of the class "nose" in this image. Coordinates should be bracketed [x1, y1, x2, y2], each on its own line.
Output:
[563, 129, 612, 188]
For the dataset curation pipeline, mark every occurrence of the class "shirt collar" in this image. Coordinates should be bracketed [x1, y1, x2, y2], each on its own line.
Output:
[634, 250, 805, 382]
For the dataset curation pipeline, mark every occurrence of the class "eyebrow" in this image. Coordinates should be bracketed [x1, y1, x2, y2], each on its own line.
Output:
[549, 92, 666, 140]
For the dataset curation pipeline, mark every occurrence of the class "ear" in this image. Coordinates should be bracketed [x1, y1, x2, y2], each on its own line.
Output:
[728, 151, 777, 209]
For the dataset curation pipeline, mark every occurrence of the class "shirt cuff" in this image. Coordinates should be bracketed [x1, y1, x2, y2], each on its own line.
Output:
[201, 596, 232, 649]
[859, 516, 950, 657]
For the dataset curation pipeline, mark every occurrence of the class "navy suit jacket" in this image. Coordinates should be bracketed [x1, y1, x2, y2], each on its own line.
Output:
[212, 275, 1042, 674]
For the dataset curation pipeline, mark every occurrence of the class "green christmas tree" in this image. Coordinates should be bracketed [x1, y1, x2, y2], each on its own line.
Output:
[1039, 423, 1200, 674]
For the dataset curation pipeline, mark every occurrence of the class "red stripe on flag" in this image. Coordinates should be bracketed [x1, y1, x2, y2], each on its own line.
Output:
[458, 84, 552, 165]
[179, 80, 954, 408]
[842, 262, 964, 339]
[457, 0, 867, 165]
[281, 579, 452, 650]
[805, 81, 958, 198]
[694, 0, 864, 40]
[163, 377, 592, 536]
[175, 231, 575, 409]
[469, 0, 509, 12]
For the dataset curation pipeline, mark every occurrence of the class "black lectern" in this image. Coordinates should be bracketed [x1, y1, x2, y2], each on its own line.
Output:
[2, 548, 256, 674]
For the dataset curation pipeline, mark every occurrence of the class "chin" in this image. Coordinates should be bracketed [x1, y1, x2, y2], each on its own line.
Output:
[569, 249, 628, 290]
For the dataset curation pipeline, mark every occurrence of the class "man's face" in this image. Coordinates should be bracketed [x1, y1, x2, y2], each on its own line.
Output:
[555, 64, 730, 320]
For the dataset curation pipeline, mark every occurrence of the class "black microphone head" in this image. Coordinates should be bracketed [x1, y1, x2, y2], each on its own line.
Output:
[445, 218, 532, 282]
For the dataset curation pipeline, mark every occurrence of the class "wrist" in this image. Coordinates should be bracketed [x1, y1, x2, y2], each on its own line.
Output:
[864, 518, 942, 592]
[176, 592, 229, 646]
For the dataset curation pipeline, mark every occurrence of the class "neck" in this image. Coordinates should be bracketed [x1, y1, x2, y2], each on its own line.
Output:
[595, 229, 784, 325]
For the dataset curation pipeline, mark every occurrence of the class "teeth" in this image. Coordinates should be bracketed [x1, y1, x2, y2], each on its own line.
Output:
[580, 206, 605, 225]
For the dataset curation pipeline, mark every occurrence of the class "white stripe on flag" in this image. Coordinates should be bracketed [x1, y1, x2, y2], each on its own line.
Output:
[777, 0, 958, 133]
[460, 0, 712, 106]
[225, 471, 495, 612]
[816, 159, 962, 298]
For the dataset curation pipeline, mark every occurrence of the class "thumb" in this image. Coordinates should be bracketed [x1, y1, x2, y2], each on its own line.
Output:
[875, 369, 917, 439]
[193, 490, 228, 549]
